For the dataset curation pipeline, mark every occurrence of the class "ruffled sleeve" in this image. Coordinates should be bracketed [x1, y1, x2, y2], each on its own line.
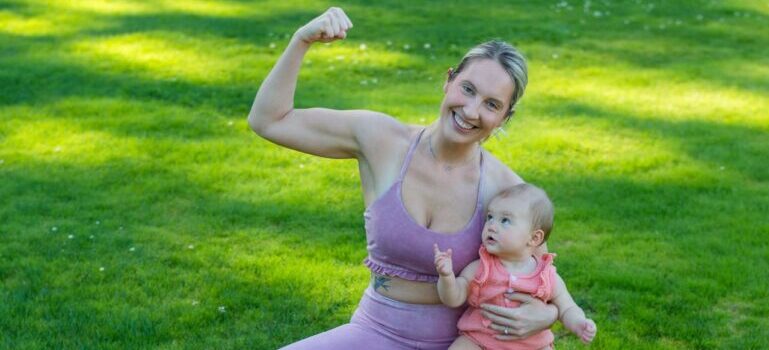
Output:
[533, 253, 557, 301]
[467, 247, 491, 306]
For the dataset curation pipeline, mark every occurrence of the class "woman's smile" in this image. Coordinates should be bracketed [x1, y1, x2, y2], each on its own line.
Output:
[453, 110, 477, 131]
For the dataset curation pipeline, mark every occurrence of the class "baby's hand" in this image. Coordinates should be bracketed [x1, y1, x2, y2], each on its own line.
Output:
[433, 244, 454, 277]
[578, 319, 597, 344]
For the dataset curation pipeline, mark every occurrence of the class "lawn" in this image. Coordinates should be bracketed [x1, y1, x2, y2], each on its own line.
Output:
[1, 0, 768, 349]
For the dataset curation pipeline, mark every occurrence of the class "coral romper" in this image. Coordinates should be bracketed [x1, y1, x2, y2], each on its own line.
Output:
[458, 246, 557, 350]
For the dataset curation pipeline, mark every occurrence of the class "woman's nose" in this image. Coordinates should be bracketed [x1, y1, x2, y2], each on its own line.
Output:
[463, 98, 481, 120]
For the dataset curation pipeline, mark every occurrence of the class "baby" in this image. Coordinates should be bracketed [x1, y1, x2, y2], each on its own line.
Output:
[434, 183, 596, 349]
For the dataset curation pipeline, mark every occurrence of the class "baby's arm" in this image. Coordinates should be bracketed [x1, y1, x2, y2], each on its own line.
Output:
[550, 274, 597, 344]
[434, 244, 478, 308]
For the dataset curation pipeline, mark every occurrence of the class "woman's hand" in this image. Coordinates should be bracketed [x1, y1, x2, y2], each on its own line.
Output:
[433, 244, 454, 277]
[480, 293, 558, 340]
[295, 7, 353, 45]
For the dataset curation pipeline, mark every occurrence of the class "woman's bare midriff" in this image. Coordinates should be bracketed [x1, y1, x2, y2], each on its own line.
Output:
[369, 272, 443, 304]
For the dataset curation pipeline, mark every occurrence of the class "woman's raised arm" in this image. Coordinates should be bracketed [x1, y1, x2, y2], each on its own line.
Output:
[248, 8, 383, 159]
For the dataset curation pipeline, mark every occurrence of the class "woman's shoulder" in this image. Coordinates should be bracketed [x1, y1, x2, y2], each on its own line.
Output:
[481, 150, 525, 196]
[354, 111, 413, 148]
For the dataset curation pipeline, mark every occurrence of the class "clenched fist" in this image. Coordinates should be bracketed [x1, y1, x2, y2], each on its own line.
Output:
[434, 244, 455, 277]
[295, 7, 353, 44]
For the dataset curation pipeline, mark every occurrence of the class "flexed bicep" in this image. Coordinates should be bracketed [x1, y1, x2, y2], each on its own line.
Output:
[257, 108, 405, 160]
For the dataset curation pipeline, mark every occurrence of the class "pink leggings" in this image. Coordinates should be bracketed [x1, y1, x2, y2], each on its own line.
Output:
[280, 287, 465, 349]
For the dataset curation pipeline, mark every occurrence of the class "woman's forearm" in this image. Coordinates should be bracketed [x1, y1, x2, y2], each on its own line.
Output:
[248, 36, 310, 133]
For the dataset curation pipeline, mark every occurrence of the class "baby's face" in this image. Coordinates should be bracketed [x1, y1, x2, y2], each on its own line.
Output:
[481, 195, 535, 259]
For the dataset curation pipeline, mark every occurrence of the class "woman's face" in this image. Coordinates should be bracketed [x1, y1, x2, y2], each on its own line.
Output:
[439, 59, 515, 144]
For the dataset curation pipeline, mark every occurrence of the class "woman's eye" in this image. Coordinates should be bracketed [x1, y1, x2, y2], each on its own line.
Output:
[462, 85, 474, 95]
[487, 101, 500, 110]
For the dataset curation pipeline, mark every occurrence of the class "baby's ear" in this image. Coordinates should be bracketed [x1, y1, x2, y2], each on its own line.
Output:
[530, 229, 545, 247]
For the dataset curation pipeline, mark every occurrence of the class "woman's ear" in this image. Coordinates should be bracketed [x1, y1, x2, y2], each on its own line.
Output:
[444, 67, 454, 93]
[529, 229, 545, 247]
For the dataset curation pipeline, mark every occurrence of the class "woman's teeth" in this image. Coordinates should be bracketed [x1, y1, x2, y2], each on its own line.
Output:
[453, 112, 475, 130]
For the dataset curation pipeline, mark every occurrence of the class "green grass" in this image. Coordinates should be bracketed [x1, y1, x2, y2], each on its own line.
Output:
[1, 0, 768, 349]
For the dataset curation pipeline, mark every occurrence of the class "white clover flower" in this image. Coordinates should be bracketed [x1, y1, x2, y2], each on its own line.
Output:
[129, 247, 135, 252]
[227, 121, 234, 126]
[360, 80, 368, 85]
[54, 146, 62, 152]
[218, 306, 226, 313]
[403, 44, 410, 50]
[359, 43, 367, 50]
[299, 164, 305, 169]
[0, 159, 4, 164]
[192, 300, 200, 306]
[95, 220, 100, 225]
[269, 42, 276, 49]
[90, 235, 94, 239]
[552, 53, 559, 59]
[68, 234, 74, 239]
[423, 43, 431, 49]
[188, 244, 194, 249]
[371, 78, 378, 84]
[52, 227, 58, 232]
[99, 267, 105, 272]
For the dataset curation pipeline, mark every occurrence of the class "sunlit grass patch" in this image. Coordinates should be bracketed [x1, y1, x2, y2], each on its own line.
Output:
[532, 61, 768, 129]
[69, 32, 244, 83]
[3, 119, 143, 166]
[0, 10, 60, 36]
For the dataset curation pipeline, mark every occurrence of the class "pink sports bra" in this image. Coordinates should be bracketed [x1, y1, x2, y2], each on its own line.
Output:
[363, 129, 484, 282]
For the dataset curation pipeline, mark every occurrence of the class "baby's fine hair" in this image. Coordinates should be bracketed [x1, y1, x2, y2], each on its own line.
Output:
[450, 40, 528, 119]
[495, 183, 554, 243]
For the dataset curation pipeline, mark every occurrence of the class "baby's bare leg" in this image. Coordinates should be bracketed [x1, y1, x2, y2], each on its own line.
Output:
[448, 335, 483, 350]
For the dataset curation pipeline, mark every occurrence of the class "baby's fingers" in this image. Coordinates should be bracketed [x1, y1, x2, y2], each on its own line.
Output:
[585, 319, 597, 332]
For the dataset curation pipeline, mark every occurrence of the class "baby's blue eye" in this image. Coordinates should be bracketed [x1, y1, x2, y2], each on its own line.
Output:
[501, 218, 511, 225]
[486, 214, 493, 222]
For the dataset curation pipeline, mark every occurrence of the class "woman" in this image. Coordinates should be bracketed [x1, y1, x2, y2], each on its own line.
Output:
[249, 7, 557, 350]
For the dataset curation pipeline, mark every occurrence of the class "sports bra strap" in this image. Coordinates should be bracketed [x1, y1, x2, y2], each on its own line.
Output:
[398, 128, 426, 179]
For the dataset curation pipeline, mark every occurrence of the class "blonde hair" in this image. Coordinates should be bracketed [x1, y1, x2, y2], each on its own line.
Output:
[450, 40, 528, 120]
[494, 183, 554, 243]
